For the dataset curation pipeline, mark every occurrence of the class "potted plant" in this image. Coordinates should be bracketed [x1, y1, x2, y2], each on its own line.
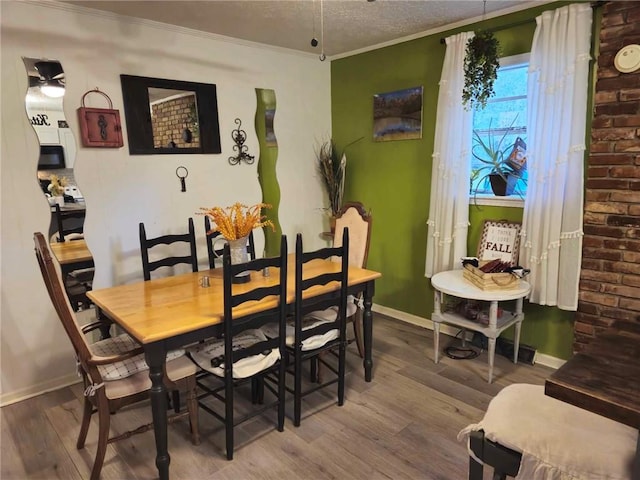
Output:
[471, 125, 526, 198]
[462, 31, 500, 110]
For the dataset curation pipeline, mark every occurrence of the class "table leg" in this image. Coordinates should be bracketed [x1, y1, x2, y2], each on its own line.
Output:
[513, 321, 522, 365]
[96, 308, 112, 339]
[433, 290, 442, 363]
[633, 432, 639, 480]
[433, 323, 441, 363]
[487, 301, 498, 383]
[513, 297, 524, 364]
[363, 281, 374, 382]
[487, 336, 496, 384]
[145, 343, 170, 480]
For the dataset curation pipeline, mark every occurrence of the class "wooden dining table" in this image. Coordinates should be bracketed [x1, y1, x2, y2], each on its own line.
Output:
[545, 320, 640, 477]
[88, 254, 381, 480]
[50, 238, 94, 276]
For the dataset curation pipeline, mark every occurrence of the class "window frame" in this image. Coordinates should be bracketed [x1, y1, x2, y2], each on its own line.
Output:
[469, 52, 530, 208]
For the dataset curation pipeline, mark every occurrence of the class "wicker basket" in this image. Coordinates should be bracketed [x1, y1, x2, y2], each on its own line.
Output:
[463, 262, 519, 291]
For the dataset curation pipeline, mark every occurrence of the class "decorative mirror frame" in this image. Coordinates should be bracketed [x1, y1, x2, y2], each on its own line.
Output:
[120, 74, 221, 155]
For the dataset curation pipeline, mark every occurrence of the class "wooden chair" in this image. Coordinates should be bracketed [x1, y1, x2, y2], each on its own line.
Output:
[186, 235, 288, 459]
[139, 218, 198, 280]
[458, 384, 637, 479]
[204, 215, 255, 269]
[286, 230, 349, 426]
[34, 232, 199, 480]
[332, 201, 372, 357]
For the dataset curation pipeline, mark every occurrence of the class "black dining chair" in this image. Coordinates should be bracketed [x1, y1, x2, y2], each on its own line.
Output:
[52, 203, 85, 243]
[186, 235, 288, 459]
[204, 216, 256, 269]
[292, 230, 349, 426]
[262, 230, 349, 426]
[139, 218, 198, 281]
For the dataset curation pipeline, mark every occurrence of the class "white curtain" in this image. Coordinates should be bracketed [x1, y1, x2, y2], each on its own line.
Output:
[520, 3, 592, 310]
[425, 32, 474, 278]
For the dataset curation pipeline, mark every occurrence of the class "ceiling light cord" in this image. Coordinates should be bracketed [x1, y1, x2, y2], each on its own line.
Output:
[319, 0, 326, 61]
[310, 0, 318, 47]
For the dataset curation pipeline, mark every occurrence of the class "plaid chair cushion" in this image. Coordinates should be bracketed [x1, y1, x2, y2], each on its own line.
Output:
[91, 334, 185, 381]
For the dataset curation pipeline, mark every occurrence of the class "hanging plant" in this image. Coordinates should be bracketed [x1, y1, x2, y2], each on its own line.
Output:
[462, 31, 500, 110]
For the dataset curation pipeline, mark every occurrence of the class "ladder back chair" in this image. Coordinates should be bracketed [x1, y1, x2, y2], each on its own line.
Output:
[333, 201, 372, 357]
[50, 205, 94, 312]
[52, 203, 85, 243]
[282, 230, 350, 426]
[186, 235, 288, 460]
[204, 215, 256, 269]
[34, 232, 199, 480]
[139, 217, 198, 281]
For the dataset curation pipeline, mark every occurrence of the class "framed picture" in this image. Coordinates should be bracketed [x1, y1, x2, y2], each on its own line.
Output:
[265, 108, 277, 147]
[373, 86, 423, 142]
[477, 220, 522, 266]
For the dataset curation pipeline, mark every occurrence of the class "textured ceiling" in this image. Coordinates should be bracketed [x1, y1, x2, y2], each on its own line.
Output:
[66, 0, 542, 58]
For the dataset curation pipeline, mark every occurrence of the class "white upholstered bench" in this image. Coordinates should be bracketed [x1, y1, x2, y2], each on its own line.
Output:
[458, 384, 638, 479]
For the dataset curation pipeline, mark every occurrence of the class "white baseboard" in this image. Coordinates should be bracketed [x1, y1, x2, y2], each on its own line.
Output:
[0, 373, 81, 408]
[533, 353, 565, 370]
[372, 303, 564, 370]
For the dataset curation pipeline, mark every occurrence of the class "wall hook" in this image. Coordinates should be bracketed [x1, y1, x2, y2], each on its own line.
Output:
[176, 166, 188, 192]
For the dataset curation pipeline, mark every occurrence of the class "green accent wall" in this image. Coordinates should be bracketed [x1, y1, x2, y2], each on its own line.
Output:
[255, 88, 282, 257]
[331, 1, 580, 360]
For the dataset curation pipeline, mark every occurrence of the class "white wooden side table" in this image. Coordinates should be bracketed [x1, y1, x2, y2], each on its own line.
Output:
[430, 269, 531, 383]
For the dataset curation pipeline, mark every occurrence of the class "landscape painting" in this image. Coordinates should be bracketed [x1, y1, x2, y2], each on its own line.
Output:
[373, 86, 423, 142]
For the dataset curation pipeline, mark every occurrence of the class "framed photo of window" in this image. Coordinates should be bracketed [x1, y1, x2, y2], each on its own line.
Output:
[477, 220, 521, 266]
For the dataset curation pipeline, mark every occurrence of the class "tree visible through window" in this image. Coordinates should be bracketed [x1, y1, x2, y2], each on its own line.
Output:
[470, 54, 529, 197]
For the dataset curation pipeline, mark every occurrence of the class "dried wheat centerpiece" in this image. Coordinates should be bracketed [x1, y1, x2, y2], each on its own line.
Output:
[199, 202, 275, 283]
[200, 202, 274, 240]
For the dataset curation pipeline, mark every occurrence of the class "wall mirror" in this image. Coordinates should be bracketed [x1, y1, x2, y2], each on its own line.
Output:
[120, 75, 221, 155]
[24, 57, 95, 312]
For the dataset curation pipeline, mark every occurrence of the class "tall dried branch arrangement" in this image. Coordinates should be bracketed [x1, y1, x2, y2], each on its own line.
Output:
[316, 140, 345, 217]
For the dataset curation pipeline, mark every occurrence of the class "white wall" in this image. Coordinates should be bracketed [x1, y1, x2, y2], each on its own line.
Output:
[0, 0, 331, 404]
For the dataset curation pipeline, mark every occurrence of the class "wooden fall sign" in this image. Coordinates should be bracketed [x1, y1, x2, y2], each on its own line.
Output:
[77, 88, 124, 148]
[477, 220, 522, 266]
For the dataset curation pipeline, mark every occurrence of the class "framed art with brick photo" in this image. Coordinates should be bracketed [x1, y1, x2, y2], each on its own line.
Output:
[120, 74, 221, 155]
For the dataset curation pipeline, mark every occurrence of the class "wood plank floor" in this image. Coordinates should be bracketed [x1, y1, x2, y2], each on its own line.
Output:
[0, 314, 554, 479]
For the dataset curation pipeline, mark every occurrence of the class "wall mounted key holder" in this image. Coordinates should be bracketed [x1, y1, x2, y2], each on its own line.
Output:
[77, 88, 124, 148]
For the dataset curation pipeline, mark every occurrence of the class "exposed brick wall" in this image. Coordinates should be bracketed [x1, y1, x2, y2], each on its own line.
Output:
[151, 94, 200, 148]
[576, 1, 640, 351]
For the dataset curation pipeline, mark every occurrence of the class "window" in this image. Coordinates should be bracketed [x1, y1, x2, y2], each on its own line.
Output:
[470, 54, 529, 202]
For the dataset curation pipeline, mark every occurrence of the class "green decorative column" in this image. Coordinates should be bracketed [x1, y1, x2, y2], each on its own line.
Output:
[255, 88, 282, 256]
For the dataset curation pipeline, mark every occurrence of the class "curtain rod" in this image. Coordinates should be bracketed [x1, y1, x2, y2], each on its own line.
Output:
[439, 1, 606, 45]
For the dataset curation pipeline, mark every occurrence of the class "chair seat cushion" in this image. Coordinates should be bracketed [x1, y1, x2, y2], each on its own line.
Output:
[457, 384, 638, 480]
[92, 334, 185, 381]
[104, 355, 197, 399]
[260, 295, 357, 351]
[261, 313, 341, 352]
[187, 329, 280, 379]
